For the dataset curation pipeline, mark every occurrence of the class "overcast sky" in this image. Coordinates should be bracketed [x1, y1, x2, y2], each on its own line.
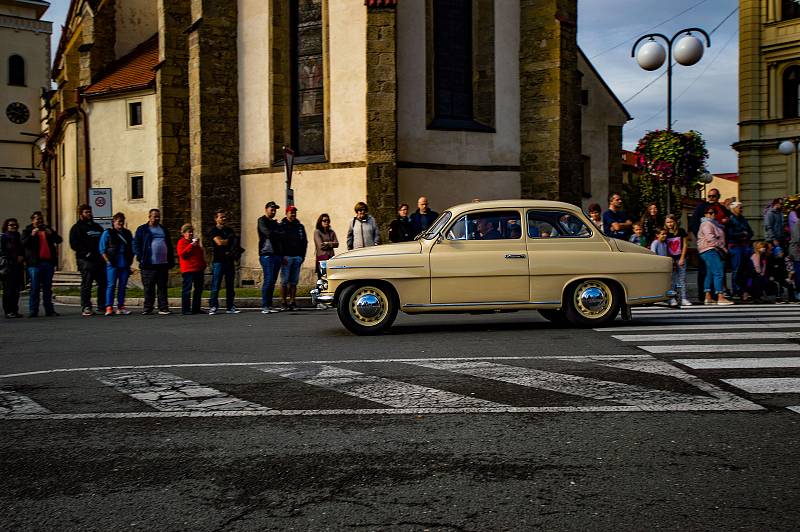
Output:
[45, 0, 739, 173]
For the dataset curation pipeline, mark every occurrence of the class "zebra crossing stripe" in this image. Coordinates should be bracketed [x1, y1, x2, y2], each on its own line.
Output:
[675, 357, 800, 370]
[403, 359, 715, 408]
[97, 370, 273, 412]
[625, 315, 800, 323]
[600, 322, 800, 332]
[721, 378, 800, 394]
[787, 406, 800, 415]
[613, 331, 800, 342]
[639, 343, 800, 354]
[0, 389, 51, 415]
[254, 364, 504, 408]
[633, 306, 800, 313]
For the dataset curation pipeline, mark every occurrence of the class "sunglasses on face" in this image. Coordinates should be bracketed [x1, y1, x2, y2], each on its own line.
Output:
[322, 219, 330, 222]
[708, 194, 719, 198]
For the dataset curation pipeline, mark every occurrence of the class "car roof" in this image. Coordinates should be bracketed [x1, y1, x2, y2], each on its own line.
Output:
[444, 199, 585, 217]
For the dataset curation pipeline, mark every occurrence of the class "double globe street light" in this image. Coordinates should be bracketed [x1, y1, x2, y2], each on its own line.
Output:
[631, 29, 711, 214]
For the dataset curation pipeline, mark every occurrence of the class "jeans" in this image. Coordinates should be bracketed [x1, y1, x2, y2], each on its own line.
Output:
[729, 245, 751, 296]
[671, 258, 687, 300]
[182, 271, 204, 313]
[700, 249, 724, 295]
[141, 264, 169, 312]
[78, 259, 107, 310]
[260, 255, 282, 308]
[28, 262, 55, 316]
[209, 261, 235, 310]
[106, 265, 130, 308]
[281, 256, 302, 286]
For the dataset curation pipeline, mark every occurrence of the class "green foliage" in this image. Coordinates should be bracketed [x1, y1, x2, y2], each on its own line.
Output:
[635, 129, 709, 187]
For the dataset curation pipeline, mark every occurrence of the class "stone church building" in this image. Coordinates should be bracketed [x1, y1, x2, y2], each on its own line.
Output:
[44, 0, 628, 281]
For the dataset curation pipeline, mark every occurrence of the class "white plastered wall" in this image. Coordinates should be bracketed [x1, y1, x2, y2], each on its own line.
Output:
[398, 169, 520, 212]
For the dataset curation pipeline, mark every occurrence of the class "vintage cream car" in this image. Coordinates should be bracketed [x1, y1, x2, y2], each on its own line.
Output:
[311, 200, 674, 335]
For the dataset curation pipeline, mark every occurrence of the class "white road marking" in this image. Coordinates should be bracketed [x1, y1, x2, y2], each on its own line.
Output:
[0, 389, 51, 415]
[613, 332, 800, 342]
[97, 370, 272, 412]
[787, 406, 800, 415]
[722, 378, 800, 394]
[255, 364, 503, 408]
[633, 305, 800, 313]
[403, 359, 731, 408]
[675, 357, 800, 370]
[621, 315, 800, 323]
[639, 343, 800, 354]
[600, 322, 800, 332]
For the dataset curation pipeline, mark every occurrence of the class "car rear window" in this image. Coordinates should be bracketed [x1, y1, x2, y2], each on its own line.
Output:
[527, 210, 592, 239]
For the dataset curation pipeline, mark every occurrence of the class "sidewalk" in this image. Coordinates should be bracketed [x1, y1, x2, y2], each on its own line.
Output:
[53, 295, 318, 310]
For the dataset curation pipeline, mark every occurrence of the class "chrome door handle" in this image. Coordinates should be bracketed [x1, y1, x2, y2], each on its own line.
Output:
[504, 254, 526, 259]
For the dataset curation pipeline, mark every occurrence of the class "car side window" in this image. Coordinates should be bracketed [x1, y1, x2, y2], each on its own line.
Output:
[446, 210, 522, 241]
[527, 210, 592, 239]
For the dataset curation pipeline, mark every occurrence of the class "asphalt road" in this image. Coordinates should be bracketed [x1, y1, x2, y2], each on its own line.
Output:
[2, 304, 800, 531]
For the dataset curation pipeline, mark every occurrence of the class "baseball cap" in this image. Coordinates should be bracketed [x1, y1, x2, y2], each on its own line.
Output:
[286, 205, 298, 213]
[265, 201, 280, 209]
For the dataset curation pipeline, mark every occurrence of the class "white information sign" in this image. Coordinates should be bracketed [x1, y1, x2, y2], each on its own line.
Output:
[88, 188, 113, 218]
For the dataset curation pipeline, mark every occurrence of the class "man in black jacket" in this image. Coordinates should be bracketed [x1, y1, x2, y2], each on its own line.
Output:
[410, 196, 439, 237]
[257, 201, 284, 313]
[69, 204, 107, 316]
[279, 206, 307, 311]
[21, 211, 62, 317]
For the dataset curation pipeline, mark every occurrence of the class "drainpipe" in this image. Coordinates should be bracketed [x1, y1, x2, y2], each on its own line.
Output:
[75, 89, 91, 203]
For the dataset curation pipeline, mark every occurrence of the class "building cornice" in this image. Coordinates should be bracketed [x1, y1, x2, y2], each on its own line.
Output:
[0, 13, 52, 33]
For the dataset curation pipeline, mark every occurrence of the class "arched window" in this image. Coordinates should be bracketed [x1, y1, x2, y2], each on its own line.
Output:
[8, 54, 24, 86]
[783, 66, 800, 118]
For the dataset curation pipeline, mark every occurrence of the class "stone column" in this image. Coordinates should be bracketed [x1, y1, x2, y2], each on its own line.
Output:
[187, 0, 240, 238]
[365, 2, 398, 237]
[78, 1, 116, 87]
[519, 0, 582, 204]
[607, 125, 623, 194]
[156, 0, 191, 238]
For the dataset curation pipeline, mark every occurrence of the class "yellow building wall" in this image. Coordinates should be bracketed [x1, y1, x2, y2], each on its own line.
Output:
[57, 121, 79, 272]
[398, 169, 520, 212]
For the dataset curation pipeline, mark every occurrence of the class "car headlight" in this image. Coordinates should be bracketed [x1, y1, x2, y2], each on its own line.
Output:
[319, 260, 327, 277]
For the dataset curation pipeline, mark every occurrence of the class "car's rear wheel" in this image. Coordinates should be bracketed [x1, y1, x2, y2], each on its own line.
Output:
[537, 309, 570, 325]
[564, 279, 620, 327]
[337, 283, 398, 335]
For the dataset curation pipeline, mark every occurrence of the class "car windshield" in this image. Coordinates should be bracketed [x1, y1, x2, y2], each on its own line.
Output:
[418, 211, 452, 240]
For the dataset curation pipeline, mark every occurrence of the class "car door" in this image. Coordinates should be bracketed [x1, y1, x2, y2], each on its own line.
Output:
[429, 209, 529, 304]
[525, 209, 611, 303]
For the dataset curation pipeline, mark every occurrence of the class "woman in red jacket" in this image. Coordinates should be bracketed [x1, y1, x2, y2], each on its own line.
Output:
[176, 223, 207, 315]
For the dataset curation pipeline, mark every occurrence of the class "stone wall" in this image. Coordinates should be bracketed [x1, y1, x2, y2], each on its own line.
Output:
[156, 0, 191, 237]
[187, 1, 241, 238]
[607, 125, 623, 196]
[365, 5, 398, 235]
[79, 1, 117, 87]
[519, 0, 582, 204]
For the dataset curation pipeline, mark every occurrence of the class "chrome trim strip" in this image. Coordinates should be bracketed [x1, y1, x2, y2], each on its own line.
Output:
[329, 265, 424, 270]
[403, 300, 559, 308]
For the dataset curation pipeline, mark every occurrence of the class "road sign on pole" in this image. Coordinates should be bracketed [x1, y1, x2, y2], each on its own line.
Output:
[283, 146, 295, 207]
[88, 188, 112, 218]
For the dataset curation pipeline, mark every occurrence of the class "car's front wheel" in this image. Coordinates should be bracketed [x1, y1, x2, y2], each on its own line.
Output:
[337, 283, 398, 335]
[563, 279, 620, 327]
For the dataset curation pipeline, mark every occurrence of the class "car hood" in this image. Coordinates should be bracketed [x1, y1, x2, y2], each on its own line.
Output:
[612, 238, 654, 255]
[332, 240, 423, 260]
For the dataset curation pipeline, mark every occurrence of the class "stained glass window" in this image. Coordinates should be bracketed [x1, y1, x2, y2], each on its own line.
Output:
[293, 0, 324, 156]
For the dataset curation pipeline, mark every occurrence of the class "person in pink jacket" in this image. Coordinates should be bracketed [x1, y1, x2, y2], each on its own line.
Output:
[697, 206, 734, 305]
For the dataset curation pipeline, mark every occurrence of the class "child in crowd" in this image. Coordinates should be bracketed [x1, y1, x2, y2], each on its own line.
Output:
[664, 214, 692, 307]
[749, 241, 768, 302]
[649, 227, 668, 256]
[629, 223, 647, 247]
[766, 241, 794, 304]
[587, 203, 603, 232]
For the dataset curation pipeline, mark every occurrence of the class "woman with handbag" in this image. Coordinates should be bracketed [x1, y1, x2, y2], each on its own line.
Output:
[1, 218, 24, 318]
[314, 213, 338, 278]
[697, 206, 734, 305]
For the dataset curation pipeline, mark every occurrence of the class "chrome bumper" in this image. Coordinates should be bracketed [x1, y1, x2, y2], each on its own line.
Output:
[310, 279, 334, 306]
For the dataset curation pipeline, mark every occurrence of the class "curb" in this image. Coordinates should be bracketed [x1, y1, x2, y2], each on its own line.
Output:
[53, 295, 316, 309]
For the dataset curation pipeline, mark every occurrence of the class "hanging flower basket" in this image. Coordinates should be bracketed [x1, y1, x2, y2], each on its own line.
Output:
[634, 129, 709, 187]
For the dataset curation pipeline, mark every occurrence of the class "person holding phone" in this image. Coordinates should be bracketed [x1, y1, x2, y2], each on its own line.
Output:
[177, 223, 207, 315]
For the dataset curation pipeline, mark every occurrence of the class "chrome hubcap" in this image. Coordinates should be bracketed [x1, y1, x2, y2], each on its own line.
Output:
[349, 287, 389, 326]
[574, 281, 612, 318]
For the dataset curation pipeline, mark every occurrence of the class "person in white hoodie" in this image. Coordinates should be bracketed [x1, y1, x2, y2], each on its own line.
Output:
[346, 202, 380, 250]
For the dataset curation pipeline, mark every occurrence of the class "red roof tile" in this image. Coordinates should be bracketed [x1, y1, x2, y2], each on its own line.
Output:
[84, 35, 159, 97]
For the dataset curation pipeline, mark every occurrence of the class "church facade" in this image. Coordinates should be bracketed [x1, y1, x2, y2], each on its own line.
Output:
[45, 0, 628, 281]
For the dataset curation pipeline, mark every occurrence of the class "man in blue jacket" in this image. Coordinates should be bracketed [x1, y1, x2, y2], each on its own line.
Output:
[133, 208, 174, 315]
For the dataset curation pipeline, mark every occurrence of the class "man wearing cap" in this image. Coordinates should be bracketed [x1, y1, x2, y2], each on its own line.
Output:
[279, 206, 307, 311]
[257, 201, 284, 313]
[727, 201, 753, 299]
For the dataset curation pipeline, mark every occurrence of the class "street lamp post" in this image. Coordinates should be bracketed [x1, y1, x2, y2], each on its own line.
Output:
[631, 28, 711, 214]
[778, 139, 800, 195]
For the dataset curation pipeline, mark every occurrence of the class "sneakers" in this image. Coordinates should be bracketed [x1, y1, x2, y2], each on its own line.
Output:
[208, 307, 218, 315]
[104, 306, 114, 316]
[81, 307, 94, 317]
[158, 309, 172, 315]
[775, 298, 787, 305]
[226, 306, 241, 314]
[704, 296, 715, 305]
[261, 307, 279, 314]
[717, 295, 734, 306]
[668, 298, 678, 307]
[5, 312, 22, 319]
[680, 298, 693, 307]
[141, 309, 154, 315]
[115, 307, 132, 315]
